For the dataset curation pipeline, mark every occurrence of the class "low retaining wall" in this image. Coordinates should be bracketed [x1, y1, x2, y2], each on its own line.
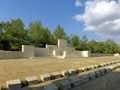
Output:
[0, 52, 24, 59]
[91, 53, 114, 57]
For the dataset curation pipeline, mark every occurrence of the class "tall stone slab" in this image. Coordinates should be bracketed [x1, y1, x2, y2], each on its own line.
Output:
[58, 39, 67, 51]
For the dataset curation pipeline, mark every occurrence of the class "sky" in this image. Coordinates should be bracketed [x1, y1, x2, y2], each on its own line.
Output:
[0, 0, 120, 43]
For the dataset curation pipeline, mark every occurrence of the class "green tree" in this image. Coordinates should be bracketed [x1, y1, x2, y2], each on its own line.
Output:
[81, 35, 89, 50]
[53, 24, 67, 44]
[28, 20, 51, 47]
[2, 19, 27, 50]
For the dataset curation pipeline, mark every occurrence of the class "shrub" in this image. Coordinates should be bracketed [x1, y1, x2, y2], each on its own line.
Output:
[1, 86, 8, 90]
[56, 83, 63, 90]
[21, 80, 29, 87]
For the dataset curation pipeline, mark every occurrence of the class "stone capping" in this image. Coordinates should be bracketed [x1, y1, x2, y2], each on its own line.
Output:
[6, 60, 120, 90]
[88, 72, 96, 80]
[59, 79, 71, 90]
[61, 70, 69, 76]
[94, 70, 101, 77]
[70, 77, 82, 86]
[99, 69, 105, 75]
[43, 83, 58, 90]
[69, 69, 76, 75]
[51, 72, 62, 79]
[7, 79, 21, 90]
[26, 76, 39, 85]
[79, 74, 89, 83]
[41, 74, 51, 82]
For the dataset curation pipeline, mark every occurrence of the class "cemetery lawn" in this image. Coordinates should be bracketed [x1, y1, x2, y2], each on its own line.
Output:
[0, 56, 120, 89]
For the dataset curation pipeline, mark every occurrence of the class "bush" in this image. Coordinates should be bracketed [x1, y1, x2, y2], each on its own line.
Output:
[1, 86, 8, 90]
[75, 68, 79, 74]
[21, 80, 29, 87]
[56, 83, 63, 90]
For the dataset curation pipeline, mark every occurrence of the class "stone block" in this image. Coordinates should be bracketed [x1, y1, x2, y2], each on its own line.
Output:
[104, 68, 112, 73]
[110, 61, 114, 64]
[43, 83, 58, 90]
[81, 67, 88, 71]
[61, 70, 69, 76]
[106, 62, 111, 65]
[41, 74, 51, 82]
[77, 67, 85, 72]
[89, 65, 95, 69]
[59, 79, 71, 90]
[117, 64, 120, 68]
[70, 77, 82, 86]
[79, 74, 89, 83]
[100, 63, 105, 67]
[26, 76, 38, 85]
[99, 69, 105, 75]
[86, 66, 93, 70]
[94, 71, 101, 78]
[88, 72, 96, 80]
[93, 65, 98, 69]
[52, 72, 62, 79]
[7, 79, 21, 90]
[69, 69, 76, 75]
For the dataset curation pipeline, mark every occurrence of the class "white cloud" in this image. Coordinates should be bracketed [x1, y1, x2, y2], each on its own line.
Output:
[74, 0, 120, 39]
[75, 0, 82, 7]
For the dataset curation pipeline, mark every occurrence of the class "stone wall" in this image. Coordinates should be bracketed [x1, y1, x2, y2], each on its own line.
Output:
[0, 51, 24, 59]
[34, 47, 48, 57]
[91, 53, 114, 57]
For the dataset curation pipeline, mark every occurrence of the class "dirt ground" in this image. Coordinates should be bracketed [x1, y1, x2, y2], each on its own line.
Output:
[0, 56, 120, 89]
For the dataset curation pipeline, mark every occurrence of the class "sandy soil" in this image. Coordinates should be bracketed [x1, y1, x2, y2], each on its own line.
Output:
[0, 56, 120, 88]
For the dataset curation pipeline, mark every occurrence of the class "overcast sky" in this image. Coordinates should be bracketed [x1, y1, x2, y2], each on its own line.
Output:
[0, 0, 120, 43]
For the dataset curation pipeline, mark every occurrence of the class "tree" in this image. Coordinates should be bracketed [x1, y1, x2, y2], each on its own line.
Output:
[28, 20, 52, 47]
[81, 35, 89, 50]
[53, 24, 67, 44]
[2, 19, 27, 50]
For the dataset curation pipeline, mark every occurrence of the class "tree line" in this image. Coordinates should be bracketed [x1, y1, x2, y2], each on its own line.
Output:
[0, 19, 120, 54]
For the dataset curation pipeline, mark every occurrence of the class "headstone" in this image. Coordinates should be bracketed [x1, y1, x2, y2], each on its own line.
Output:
[69, 69, 76, 75]
[61, 70, 69, 76]
[26, 76, 38, 85]
[59, 79, 71, 90]
[99, 69, 105, 75]
[88, 72, 96, 80]
[77, 67, 85, 72]
[41, 74, 51, 82]
[43, 84, 58, 90]
[52, 72, 62, 79]
[79, 74, 89, 83]
[92, 65, 98, 69]
[7, 79, 21, 90]
[94, 71, 101, 78]
[86, 66, 93, 70]
[70, 77, 82, 86]
[104, 68, 112, 73]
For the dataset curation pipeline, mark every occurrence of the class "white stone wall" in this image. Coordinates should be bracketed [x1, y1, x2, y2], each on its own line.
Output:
[0, 51, 24, 59]
[22, 45, 34, 58]
[34, 47, 48, 57]
[91, 53, 114, 57]
[46, 45, 58, 55]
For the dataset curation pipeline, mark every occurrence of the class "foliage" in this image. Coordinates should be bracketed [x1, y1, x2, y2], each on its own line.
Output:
[0, 18, 120, 54]
[21, 80, 29, 87]
[0, 86, 8, 90]
[56, 83, 63, 90]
